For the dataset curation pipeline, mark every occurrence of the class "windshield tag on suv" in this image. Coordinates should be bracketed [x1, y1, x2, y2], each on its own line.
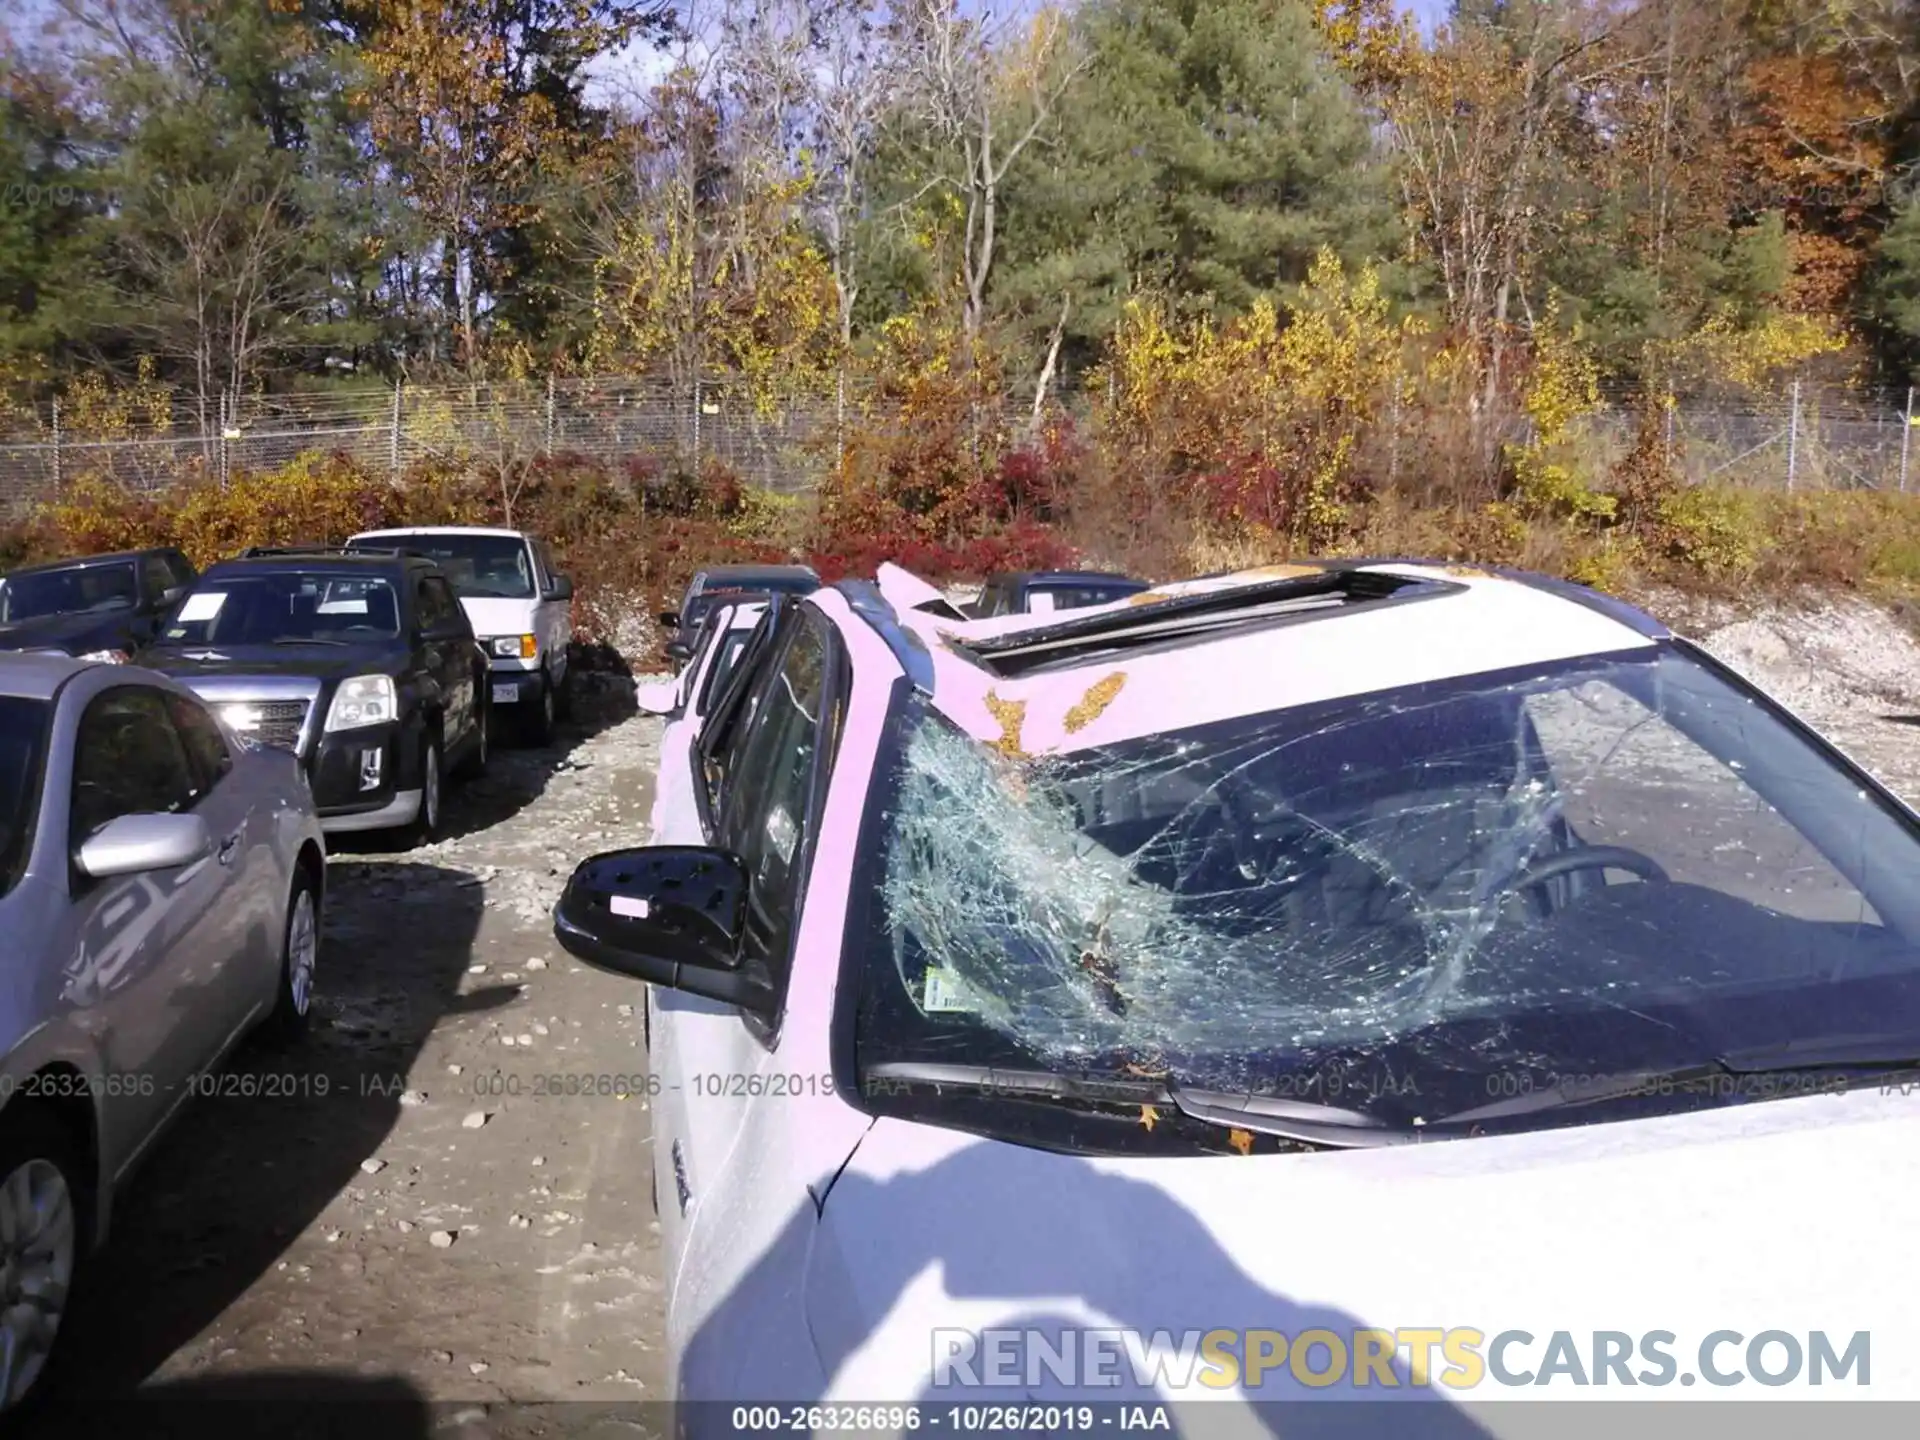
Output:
[177, 592, 226, 623]
[922, 967, 980, 1014]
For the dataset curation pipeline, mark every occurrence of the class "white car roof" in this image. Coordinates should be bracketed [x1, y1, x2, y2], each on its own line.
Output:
[879, 561, 1665, 756]
[352, 526, 531, 542]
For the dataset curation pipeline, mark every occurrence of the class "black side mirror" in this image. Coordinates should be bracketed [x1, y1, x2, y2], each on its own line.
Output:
[664, 639, 693, 663]
[547, 575, 574, 602]
[552, 846, 771, 1012]
[657, 610, 679, 628]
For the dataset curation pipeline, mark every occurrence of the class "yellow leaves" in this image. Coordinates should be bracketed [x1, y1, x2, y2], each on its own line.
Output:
[1093, 248, 1414, 547]
[1663, 309, 1848, 392]
[1062, 672, 1126, 734]
[1228, 1128, 1254, 1155]
[1505, 298, 1612, 525]
[982, 691, 1030, 760]
[1139, 1106, 1159, 1131]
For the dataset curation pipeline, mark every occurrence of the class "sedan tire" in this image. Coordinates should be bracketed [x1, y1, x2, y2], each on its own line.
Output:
[0, 1104, 87, 1420]
[263, 869, 320, 1042]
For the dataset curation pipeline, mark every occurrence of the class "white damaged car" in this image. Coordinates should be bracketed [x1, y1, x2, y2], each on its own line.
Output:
[556, 559, 1920, 1428]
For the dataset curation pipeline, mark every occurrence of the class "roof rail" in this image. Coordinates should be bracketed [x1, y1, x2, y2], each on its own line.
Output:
[954, 567, 1462, 677]
[834, 579, 935, 693]
[237, 544, 421, 560]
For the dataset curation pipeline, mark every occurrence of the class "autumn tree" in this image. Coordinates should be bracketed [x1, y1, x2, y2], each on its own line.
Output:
[884, 0, 1089, 343]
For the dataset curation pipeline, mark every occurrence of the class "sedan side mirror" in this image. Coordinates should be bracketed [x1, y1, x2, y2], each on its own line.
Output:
[657, 610, 679, 628]
[546, 575, 574, 602]
[635, 679, 678, 716]
[664, 639, 693, 663]
[552, 846, 772, 1013]
[75, 812, 212, 879]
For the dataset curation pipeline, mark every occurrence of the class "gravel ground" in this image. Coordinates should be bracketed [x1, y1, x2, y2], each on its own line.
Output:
[22, 589, 1920, 1436]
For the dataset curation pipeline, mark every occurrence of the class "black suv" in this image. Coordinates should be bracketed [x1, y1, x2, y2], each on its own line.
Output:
[135, 546, 490, 845]
[0, 547, 197, 659]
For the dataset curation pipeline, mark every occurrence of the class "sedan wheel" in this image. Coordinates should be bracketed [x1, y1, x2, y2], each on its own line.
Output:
[266, 874, 320, 1041]
[0, 1117, 82, 1417]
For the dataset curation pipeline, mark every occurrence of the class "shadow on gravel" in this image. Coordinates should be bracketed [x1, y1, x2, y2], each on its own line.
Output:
[40, 1371, 437, 1440]
[1881, 713, 1920, 727]
[23, 862, 509, 1426]
[331, 670, 641, 853]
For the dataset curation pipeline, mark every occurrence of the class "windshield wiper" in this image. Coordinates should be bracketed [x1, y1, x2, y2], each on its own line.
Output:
[860, 1062, 1415, 1149]
[1437, 1041, 1920, 1130]
[273, 636, 350, 646]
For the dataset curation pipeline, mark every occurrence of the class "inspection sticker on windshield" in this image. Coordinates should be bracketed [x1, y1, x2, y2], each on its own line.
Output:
[922, 967, 980, 1014]
[176, 591, 226, 623]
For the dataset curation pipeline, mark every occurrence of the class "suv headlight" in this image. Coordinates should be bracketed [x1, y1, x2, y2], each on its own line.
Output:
[487, 634, 537, 659]
[325, 674, 398, 731]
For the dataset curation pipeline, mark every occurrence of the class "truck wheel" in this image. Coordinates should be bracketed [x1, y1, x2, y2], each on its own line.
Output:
[552, 663, 574, 722]
[521, 674, 556, 747]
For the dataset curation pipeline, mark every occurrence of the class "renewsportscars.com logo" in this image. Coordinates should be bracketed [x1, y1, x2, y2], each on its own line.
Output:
[930, 1328, 1873, 1391]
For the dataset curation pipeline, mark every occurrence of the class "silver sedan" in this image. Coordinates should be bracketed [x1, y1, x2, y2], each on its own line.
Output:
[0, 654, 326, 1415]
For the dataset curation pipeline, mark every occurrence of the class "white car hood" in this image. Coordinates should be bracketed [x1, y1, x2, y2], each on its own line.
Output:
[460, 595, 541, 636]
[795, 1090, 1920, 1411]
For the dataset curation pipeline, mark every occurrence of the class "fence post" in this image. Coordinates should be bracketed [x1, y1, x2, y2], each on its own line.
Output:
[545, 373, 556, 457]
[1786, 378, 1801, 492]
[691, 366, 702, 472]
[1896, 389, 1912, 495]
[390, 381, 402, 479]
[50, 399, 61, 491]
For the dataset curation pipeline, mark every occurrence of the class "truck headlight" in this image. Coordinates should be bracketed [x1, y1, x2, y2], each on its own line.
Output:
[325, 674, 398, 731]
[488, 635, 537, 659]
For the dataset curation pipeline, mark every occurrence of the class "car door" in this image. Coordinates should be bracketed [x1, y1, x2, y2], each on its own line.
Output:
[64, 684, 238, 1159]
[166, 688, 272, 1034]
[650, 607, 846, 1300]
[414, 574, 475, 752]
[532, 539, 573, 684]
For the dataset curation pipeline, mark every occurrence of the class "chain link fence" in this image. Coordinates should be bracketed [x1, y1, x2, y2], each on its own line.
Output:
[3, 371, 1918, 517]
[0, 373, 875, 514]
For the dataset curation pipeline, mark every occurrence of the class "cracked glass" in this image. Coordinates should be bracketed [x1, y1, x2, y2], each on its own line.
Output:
[859, 647, 1920, 1134]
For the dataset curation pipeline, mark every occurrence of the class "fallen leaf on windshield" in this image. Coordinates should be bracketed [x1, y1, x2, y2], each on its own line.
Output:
[1063, 672, 1127, 734]
[1229, 1129, 1254, 1156]
[1139, 1106, 1159, 1131]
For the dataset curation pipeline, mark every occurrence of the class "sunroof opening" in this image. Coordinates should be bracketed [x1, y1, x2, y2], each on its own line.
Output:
[950, 567, 1464, 677]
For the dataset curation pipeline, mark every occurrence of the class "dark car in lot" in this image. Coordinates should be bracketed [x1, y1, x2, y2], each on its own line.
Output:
[0, 547, 197, 661]
[133, 546, 489, 845]
[659, 563, 820, 661]
[968, 569, 1150, 619]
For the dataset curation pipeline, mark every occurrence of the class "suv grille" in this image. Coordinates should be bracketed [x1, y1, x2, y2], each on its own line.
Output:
[244, 700, 310, 751]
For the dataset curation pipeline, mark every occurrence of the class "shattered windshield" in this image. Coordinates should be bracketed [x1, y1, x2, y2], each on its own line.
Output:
[856, 647, 1920, 1147]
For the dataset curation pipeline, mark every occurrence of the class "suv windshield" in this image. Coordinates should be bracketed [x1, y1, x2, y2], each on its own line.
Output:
[1030, 582, 1141, 612]
[364, 535, 533, 599]
[854, 646, 1920, 1149]
[0, 562, 138, 622]
[0, 696, 49, 899]
[160, 572, 403, 645]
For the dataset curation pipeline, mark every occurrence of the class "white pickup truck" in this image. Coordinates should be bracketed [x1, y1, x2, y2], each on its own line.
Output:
[348, 525, 574, 744]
